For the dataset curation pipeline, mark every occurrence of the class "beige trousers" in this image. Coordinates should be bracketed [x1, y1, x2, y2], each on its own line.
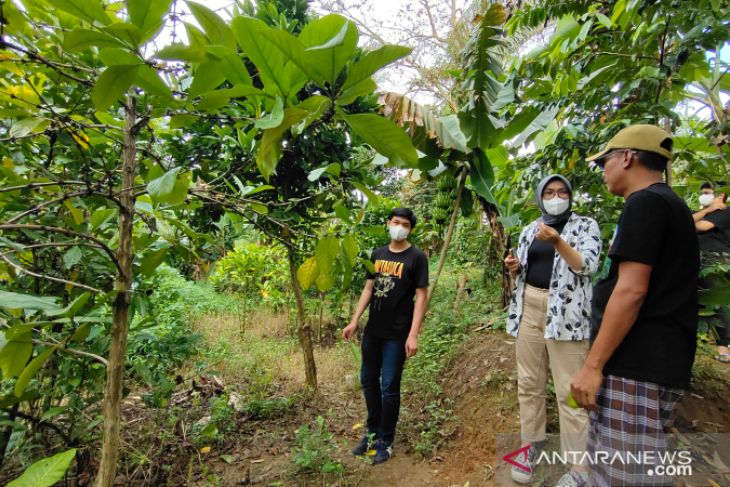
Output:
[516, 284, 589, 465]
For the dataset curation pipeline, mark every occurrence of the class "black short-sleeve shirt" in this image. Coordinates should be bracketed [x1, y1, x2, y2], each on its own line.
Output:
[698, 208, 730, 254]
[365, 245, 429, 340]
[592, 183, 699, 389]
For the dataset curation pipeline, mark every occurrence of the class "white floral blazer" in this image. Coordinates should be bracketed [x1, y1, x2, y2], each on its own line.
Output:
[506, 213, 602, 341]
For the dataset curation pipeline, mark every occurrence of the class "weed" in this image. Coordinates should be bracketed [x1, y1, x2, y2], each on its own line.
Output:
[291, 416, 344, 474]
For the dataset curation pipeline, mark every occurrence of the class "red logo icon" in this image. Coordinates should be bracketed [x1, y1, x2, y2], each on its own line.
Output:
[503, 443, 532, 473]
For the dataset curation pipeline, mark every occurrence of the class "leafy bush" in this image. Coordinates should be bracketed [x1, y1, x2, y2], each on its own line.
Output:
[209, 242, 289, 307]
[291, 416, 343, 474]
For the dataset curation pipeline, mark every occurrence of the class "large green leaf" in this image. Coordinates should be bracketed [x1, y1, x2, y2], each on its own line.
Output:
[699, 287, 730, 307]
[155, 43, 207, 63]
[470, 150, 496, 204]
[92, 65, 140, 111]
[6, 449, 77, 487]
[337, 78, 377, 106]
[0, 291, 60, 312]
[231, 17, 291, 97]
[147, 167, 190, 205]
[342, 45, 411, 91]
[127, 0, 172, 40]
[342, 236, 358, 266]
[255, 97, 284, 129]
[510, 106, 560, 147]
[14, 347, 56, 397]
[299, 15, 358, 85]
[9, 118, 46, 139]
[259, 29, 324, 86]
[64, 29, 125, 52]
[0, 328, 33, 380]
[46, 292, 91, 318]
[186, 1, 236, 50]
[55, 0, 109, 25]
[256, 108, 309, 181]
[139, 247, 169, 276]
[103, 22, 144, 47]
[188, 60, 227, 97]
[297, 257, 319, 291]
[206, 46, 252, 86]
[340, 112, 418, 167]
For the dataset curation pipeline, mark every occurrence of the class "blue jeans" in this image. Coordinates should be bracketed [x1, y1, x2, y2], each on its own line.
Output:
[360, 333, 407, 445]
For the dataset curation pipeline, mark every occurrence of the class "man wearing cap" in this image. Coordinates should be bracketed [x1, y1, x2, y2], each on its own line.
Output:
[570, 124, 699, 486]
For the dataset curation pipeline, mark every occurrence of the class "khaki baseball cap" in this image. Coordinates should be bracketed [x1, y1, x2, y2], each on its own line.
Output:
[586, 124, 673, 162]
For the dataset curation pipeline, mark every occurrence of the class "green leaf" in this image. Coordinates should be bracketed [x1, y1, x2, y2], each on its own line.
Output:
[316, 271, 335, 292]
[55, 0, 109, 25]
[206, 45, 252, 86]
[297, 257, 319, 291]
[510, 106, 560, 147]
[336, 78, 376, 105]
[0, 291, 59, 312]
[188, 60, 227, 97]
[155, 43, 207, 63]
[103, 23, 144, 47]
[170, 114, 198, 129]
[127, 0, 172, 39]
[342, 236, 358, 266]
[6, 448, 77, 487]
[92, 65, 140, 111]
[699, 287, 730, 307]
[0, 328, 33, 379]
[40, 406, 69, 422]
[47, 292, 91, 318]
[259, 29, 323, 86]
[342, 45, 411, 91]
[470, 150, 496, 204]
[62, 247, 83, 269]
[9, 118, 45, 139]
[256, 108, 309, 181]
[315, 237, 339, 274]
[15, 347, 56, 397]
[147, 168, 190, 205]
[232, 17, 292, 98]
[340, 112, 418, 167]
[186, 1, 236, 50]
[351, 182, 380, 205]
[255, 97, 284, 129]
[299, 15, 358, 85]
[139, 247, 169, 276]
[595, 12, 612, 29]
[68, 323, 92, 343]
[64, 29, 125, 52]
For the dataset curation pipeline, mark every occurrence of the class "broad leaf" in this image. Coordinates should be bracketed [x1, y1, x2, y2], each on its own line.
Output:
[297, 257, 319, 291]
[155, 43, 207, 63]
[63, 246, 83, 269]
[92, 65, 140, 111]
[139, 247, 169, 276]
[6, 449, 77, 487]
[260, 29, 324, 86]
[337, 78, 377, 106]
[299, 15, 358, 85]
[55, 0, 109, 25]
[147, 168, 190, 205]
[0, 291, 59, 312]
[340, 112, 418, 167]
[206, 45, 252, 86]
[342, 45, 411, 91]
[342, 236, 358, 266]
[46, 292, 91, 318]
[127, 0, 172, 39]
[188, 60, 227, 97]
[470, 150, 496, 204]
[186, 1, 236, 50]
[64, 29, 125, 52]
[231, 17, 291, 97]
[0, 328, 33, 379]
[15, 347, 56, 397]
[256, 108, 309, 181]
[9, 118, 46, 139]
[255, 97, 284, 129]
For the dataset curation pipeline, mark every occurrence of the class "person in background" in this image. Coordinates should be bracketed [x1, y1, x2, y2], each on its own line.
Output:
[694, 181, 730, 363]
[572, 124, 699, 486]
[342, 208, 429, 465]
[504, 174, 602, 487]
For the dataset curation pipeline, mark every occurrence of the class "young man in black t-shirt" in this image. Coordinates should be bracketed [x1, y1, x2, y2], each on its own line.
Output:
[571, 125, 699, 486]
[342, 207, 429, 465]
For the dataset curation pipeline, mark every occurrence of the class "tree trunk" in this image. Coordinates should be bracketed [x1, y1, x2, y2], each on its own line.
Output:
[287, 245, 317, 389]
[96, 97, 137, 487]
[663, 118, 673, 187]
[427, 168, 467, 304]
[480, 198, 510, 308]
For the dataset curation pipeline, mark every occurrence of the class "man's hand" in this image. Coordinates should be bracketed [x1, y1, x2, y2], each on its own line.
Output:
[570, 365, 604, 411]
[405, 334, 418, 358]
[535, 222, 560, 244]
[342, 322, 358, 341]
[709, 195, 727, 212]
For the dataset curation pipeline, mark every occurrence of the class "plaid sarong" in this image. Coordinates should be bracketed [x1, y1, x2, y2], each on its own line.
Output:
[587, 375, 685, 487]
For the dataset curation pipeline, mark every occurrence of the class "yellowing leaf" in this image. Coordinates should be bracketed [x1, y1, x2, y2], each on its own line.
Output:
[63, 201, 85, 225]
[352, 423, 364, 431]
[366, 449, 376, 457]
[70, 131, 90, 150]
[200, 446, 211, 454]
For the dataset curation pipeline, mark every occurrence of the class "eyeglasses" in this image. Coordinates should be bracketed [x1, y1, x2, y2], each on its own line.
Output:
[594, 149, 634, 170]
[543, 189, 571, 199]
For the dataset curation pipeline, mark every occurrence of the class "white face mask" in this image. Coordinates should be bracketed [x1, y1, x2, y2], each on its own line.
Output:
[699, 193, 714, 208]
[543, 197, 570, 216]
[388, 224, 410, 242]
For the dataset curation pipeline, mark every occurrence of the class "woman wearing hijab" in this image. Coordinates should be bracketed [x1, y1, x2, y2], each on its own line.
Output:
[503, 175, 602, 487]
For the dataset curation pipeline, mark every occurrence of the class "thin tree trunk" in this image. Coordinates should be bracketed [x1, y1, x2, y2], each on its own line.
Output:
[480, 198, 510, 307]
[427, 168, 467, 304]
[663, 118, 672, 187]
[287, 245, 317, 389]
[96, 97, 137, 487]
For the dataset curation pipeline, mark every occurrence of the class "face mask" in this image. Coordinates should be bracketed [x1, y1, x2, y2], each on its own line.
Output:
[388, 224, 410, 242]
[699, 194, 714, 208]
[542, 197, 570, 216]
